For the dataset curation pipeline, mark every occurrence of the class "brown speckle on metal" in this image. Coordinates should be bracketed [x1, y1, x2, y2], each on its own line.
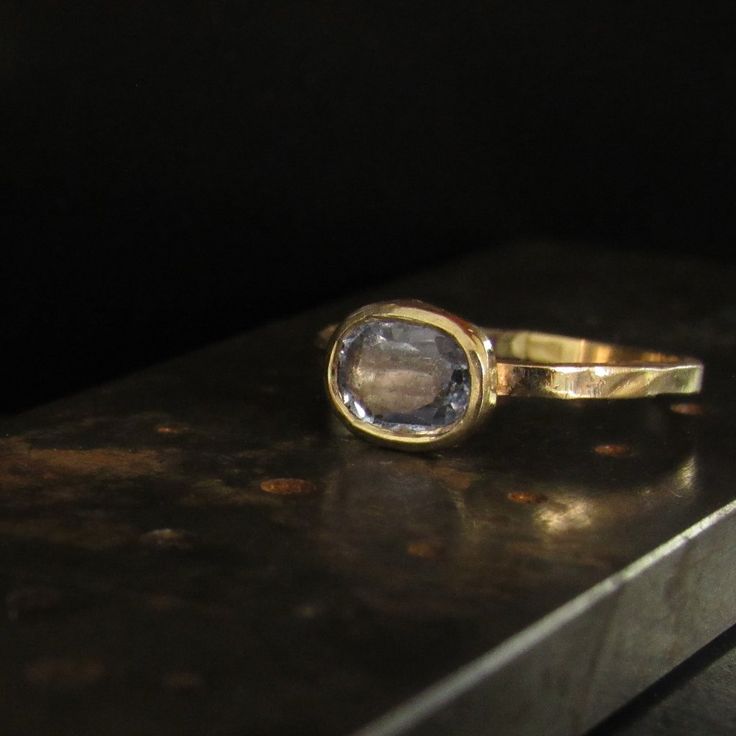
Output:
[407, 540, 444, 559]
[260, 478, 317, 495]
[162, 671, 204, 691]
[6, 586, 62, 622]
[155, 423, 190, 435]
[507, 491, 548, 505]
[0, 437, 170, 490]
[24, 657, 105, 689]
[670, 402, 705, 416]
[593, 443, 635, 458]
[140, 528, 196, 550]
[430, 465, 479, 493]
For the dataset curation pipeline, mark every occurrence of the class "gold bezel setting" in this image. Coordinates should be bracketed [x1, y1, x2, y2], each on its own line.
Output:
[325, 300, 497, 451]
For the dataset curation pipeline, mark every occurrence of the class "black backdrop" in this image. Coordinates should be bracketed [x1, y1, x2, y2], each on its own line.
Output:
[2, 1, 735, 412]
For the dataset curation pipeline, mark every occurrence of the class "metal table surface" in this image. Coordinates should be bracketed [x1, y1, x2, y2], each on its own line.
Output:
[1, 243, 734, 736]
[591, 622, 736, 736]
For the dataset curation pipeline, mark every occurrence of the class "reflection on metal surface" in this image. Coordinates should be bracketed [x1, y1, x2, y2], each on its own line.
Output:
[534, 455, 699, 535]
[316, 402, 700, 618]
[536, 499, 594, 533]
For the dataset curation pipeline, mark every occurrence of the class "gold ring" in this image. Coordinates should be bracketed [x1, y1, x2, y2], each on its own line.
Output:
[322, 300, 704, 451]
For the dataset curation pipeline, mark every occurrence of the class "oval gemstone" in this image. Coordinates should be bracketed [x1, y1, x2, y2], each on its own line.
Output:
[335, 319, 470, 432]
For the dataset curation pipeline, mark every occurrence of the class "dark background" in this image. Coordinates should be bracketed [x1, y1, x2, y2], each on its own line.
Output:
[2, 1, 735, 413]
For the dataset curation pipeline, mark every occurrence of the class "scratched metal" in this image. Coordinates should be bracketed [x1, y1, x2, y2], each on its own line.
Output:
[0, 244, 735, 736]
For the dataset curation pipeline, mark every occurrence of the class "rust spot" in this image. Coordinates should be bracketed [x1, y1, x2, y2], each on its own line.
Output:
[24, 657, 105, 689]
[430, 465, 479, 493]
[260, 478, 316, 496]
[593, 443, 634, 458]
[140, 528, 196, 550]
[6, 586, 62, 622]
[162, 671, 204, 691]
[182, 478, 289, 508]
[670, 402, 705, 416]
[407, 540, 444, 559]
[507, 491, 548, 505]
[155, 423, 190, 435]
[0, 437, 171, 491]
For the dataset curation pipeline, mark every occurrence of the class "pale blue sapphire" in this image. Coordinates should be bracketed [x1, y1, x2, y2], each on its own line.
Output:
[335, 319, 470, 432]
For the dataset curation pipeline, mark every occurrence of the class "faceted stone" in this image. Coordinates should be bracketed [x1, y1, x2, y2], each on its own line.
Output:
[335, 319, 470, 432]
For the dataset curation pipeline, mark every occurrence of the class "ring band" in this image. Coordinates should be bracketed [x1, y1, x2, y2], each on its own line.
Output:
[321, 300, 704, 450]
[480, 327, 702, 399]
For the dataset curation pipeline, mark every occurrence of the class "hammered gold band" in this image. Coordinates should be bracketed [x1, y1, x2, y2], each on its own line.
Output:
[484, 327, 703, 399]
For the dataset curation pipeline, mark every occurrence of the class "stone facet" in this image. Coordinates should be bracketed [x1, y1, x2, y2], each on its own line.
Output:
[335, 319, 470, 432]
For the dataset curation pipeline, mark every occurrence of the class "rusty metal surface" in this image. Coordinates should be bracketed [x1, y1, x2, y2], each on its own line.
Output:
[1, 243, 735, 736]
